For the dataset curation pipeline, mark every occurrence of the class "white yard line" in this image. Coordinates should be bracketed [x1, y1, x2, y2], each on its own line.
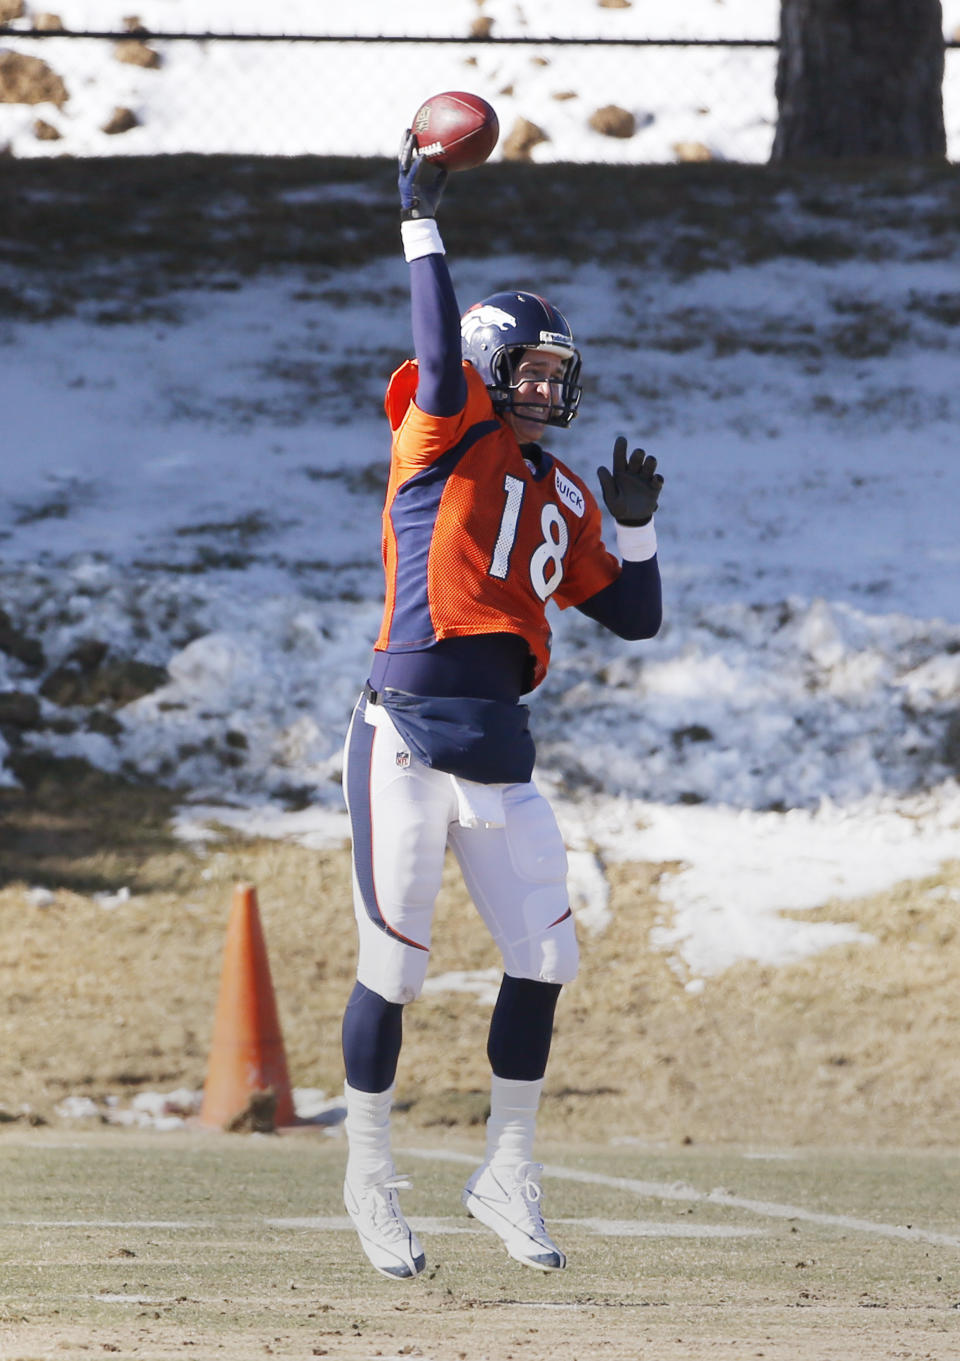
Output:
[400, 1148, 960, 1250]
[267, 1216, 762, 1238]
[2, 1215, 761, 1240]
[557, 1218, 764, 1239]
[267, 1216, 479, 1234]
[10, 1219, 203, 1229]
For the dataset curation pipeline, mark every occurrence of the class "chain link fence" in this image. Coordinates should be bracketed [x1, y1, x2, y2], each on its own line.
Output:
[1, 29, 958, 162]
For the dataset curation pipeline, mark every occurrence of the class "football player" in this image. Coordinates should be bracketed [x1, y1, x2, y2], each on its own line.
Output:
[340, 131, 664, 1279]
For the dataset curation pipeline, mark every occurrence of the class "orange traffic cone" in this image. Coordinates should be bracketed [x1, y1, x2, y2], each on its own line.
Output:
[199, 882, 296, 1130]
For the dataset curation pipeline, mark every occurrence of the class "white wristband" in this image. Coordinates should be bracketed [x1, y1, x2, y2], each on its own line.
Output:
[616, 519, 657, 562]
[401, 218, 445, 262]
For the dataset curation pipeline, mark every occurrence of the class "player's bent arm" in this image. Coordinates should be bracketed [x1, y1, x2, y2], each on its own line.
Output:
[575, 555, 662, 640]
[581, 438, 665, 638]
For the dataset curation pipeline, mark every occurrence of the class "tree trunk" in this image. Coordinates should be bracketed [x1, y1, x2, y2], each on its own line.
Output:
[772, 0, 946, 160]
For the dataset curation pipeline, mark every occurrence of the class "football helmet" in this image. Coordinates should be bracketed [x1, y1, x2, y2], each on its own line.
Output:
[460, 290, 582, 428]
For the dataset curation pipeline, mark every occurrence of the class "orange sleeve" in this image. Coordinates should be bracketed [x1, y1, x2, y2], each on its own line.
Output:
[385, 361, 494, 478]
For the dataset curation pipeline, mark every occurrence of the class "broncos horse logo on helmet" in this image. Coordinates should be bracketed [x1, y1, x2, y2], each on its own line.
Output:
[460, 291, 582, 428]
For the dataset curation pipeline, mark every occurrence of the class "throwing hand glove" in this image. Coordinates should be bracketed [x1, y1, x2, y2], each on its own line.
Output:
[597, 435, 664, 525]
[398, 129, 448, 221]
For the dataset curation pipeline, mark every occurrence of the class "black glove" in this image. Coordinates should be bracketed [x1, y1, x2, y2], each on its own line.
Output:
[597, 435, 663, 526]
[398, 128, 448, 221]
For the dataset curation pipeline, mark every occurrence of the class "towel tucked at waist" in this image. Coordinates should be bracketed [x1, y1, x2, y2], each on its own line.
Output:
[364, 683, 535, 785]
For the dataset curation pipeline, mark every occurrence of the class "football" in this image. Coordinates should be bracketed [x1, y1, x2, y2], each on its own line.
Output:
[411, 91, 499, 171]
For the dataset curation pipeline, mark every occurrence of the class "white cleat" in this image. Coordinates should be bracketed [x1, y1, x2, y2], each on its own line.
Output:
[343, 1172, 426, 1280]
[462, 1161, 567, 1271]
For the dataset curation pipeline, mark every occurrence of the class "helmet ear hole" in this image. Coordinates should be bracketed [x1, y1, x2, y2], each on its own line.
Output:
[502, 346, 527, 385]
[488, 347, 515, 405]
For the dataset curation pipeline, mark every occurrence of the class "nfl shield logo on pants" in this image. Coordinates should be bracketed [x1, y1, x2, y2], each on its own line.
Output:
[396, 750, 411, 769]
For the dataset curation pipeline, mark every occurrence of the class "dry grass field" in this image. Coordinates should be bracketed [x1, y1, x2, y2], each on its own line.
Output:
[1, 762, 960, 1149]
[2, 1128, 960, 1361]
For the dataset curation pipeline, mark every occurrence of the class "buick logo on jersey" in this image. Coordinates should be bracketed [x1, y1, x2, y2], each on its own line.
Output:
[553, 468, 585, 517]
[461, 304, 517, 343]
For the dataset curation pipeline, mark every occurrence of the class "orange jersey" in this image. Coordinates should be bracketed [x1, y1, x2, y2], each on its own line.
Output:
[375, 360, 620, 690]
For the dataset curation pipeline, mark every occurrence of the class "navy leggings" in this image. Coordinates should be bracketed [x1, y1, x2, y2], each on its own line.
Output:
[342, 974, 562, 1093]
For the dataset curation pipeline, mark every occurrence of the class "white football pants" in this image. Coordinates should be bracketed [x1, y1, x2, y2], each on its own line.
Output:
[343, 693, 579, 1005]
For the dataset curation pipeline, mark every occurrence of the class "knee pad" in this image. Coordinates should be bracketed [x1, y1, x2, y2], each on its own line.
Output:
[505, 889, 578, 984]
[353, 881, 432, 1005]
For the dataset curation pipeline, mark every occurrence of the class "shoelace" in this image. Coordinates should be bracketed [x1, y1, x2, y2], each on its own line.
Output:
[513, 1163, 548, 1230]
[366, 1174, 414, 1234]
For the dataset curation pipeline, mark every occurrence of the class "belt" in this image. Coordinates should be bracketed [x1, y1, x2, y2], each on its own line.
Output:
[364, 682, 422, 707]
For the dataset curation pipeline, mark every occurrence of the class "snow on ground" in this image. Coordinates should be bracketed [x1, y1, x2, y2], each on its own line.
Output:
[2, 2, 960, 990]
[53, 1086, 347, 1129]
[4, 233, 959, 984]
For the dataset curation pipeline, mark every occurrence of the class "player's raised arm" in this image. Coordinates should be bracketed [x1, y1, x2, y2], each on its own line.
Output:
[397, 129, 467, 418]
